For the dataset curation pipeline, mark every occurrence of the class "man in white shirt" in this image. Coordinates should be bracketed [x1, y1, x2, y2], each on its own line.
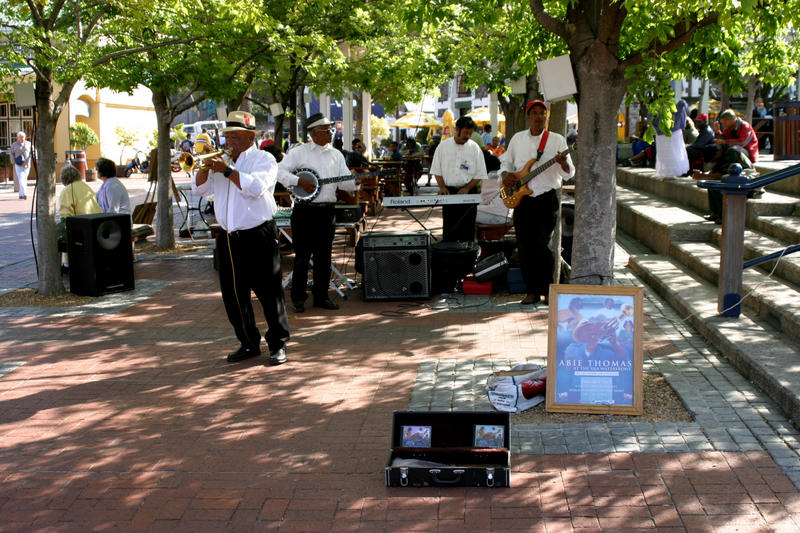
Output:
[500, 100, 574, 305]
[195, 110, 311, 365]
[10, 131, 31, 200]
[279, 113, 361, 313]
[429, 116, 487, 242]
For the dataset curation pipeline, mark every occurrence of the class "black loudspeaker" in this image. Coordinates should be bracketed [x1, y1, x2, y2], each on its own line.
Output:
[67, 213, 135, 296]
[362, 231, 430, 300]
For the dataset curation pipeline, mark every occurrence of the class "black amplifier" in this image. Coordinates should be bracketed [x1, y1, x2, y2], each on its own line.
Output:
[362, 230, 430, 249]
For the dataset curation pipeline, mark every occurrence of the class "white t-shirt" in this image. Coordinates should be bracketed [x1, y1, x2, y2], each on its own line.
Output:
[429, 138, 487, 187]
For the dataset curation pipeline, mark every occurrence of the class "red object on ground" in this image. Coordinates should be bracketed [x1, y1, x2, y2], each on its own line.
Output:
[520, 376, 546, 399]
[462, 276, 492, 294]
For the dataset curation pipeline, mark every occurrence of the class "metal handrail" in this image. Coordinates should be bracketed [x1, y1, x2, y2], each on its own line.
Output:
[743, 245, 800, 270]
[697, 162, 800, 192]
[696, 163, 800, 276]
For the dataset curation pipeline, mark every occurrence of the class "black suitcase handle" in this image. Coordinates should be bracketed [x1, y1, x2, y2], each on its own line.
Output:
[429, 468, 465, 485]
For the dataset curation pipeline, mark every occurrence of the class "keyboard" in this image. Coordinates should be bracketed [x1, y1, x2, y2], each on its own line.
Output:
[382, 194, 481, 208]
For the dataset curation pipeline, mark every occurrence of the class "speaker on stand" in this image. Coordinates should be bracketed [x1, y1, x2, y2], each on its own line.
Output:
[362, 231, 430, 300]
[67, 213, 135, 296]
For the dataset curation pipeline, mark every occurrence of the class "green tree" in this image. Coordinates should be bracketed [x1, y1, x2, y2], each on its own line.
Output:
[0, 0, 194, 295]
[69, 122, 100, 151]
[87, 0, 269, 248]
[421, 0, 799, 285]
[115, 126, 139, 165]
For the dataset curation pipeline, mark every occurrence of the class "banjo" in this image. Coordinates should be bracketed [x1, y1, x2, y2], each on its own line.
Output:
[290, 167, 388, 203]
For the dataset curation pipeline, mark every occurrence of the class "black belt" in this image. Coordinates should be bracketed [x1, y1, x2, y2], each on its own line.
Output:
[226, 219, 274, 238]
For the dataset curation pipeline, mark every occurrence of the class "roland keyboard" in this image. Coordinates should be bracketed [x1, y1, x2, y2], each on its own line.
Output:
[382, 194, 481, 208]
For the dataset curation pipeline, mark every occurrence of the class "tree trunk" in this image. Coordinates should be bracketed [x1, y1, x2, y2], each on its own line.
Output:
[34, 74, 65, 296]
[569, 49, 628, 286]
[152, 89, 176, 249]
[745, 75, 758, 121]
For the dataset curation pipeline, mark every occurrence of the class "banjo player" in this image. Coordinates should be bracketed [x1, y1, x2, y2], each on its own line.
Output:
[278, 112, 365, 313]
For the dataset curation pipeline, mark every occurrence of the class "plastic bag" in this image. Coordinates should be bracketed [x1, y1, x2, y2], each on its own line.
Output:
[486, 364, 547, 413]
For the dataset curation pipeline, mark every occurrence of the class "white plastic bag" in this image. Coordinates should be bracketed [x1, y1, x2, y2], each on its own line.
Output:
[486, 364, 547, 413]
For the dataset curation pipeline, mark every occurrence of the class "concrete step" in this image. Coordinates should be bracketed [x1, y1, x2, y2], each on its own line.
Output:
[708, 226, 800, 288]
[617, 167, 800, 221]
[627, 254, 800, 428]
[669, 240, 800, 345]
[616, 186, 712, 256]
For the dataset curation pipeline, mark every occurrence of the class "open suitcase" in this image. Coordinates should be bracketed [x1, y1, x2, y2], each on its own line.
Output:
[385, 411, 510, 487]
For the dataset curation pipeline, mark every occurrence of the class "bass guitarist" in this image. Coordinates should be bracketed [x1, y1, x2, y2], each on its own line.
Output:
[279, 112, 362, 313]
[499, 100, 574, 305]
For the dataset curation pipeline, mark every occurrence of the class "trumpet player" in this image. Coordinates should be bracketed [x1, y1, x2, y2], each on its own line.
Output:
[193, 110, 313, 365]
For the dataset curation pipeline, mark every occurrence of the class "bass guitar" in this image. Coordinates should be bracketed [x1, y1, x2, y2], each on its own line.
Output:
[290, 168, 389, 204]
[499, 144, 576, 209]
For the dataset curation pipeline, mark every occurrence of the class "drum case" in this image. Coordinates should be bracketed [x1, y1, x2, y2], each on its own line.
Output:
[385, 411, 510, 488]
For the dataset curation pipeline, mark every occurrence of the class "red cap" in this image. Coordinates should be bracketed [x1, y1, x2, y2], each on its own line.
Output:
[526, 100, 548, 113]
[696, 113, 708, 122]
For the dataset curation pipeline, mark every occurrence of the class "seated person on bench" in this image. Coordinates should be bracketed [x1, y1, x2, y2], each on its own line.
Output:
[476, 153, 509, 225]
[691, 144, 755, 224]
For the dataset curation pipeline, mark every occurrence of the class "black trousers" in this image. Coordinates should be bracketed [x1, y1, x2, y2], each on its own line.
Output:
[442, 185, 478, 242]
[513, 189, 558, 296]
[216, 220, 290, 353]
[290, 204, 336, 303]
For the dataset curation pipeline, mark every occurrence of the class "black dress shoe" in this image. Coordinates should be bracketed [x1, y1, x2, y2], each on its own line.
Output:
[292, 301, 305, 313]
[313, 299, 339, 310]
[269, 347, 287, 365]
[226, 345, 260, 362]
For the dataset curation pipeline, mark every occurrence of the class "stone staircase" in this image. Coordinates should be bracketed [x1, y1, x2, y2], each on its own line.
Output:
[615, 160, 800, 425]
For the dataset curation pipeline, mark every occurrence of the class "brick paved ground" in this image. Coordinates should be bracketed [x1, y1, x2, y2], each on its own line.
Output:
[2, 183, 800, 531]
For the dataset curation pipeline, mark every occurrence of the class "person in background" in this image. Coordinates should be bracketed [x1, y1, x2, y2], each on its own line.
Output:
[57, 165, 102, 272]
[59, 165, 102, 218]
[714, 108, 759, 163]
[691, 143, 755, 224]
[195, 129, 214, 153]
[686, 113, 716, 169]
[10, 131, 31, 200]
[752, 97, 773, 153]
[652, 98, 690, 178]
[95, 157, 131, 215]
[346, 139, 372, 169]
[180, 134, 194, 153]
[386, 141, 403, 162]
[481, 124, 493, 146]
[486, 136, 505, 157]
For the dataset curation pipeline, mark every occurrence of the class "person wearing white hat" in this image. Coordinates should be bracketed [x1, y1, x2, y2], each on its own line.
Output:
[279, 112, 361, 313]
[194, 110, 313, 365]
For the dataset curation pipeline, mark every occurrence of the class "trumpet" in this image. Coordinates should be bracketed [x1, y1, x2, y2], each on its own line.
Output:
[178, 149, 230, 171]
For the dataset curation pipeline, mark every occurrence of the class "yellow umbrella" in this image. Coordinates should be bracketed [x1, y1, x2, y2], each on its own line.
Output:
[389, 112, 442, 128]
[441, 109, 455, 140]
[467, 106, 506, 125]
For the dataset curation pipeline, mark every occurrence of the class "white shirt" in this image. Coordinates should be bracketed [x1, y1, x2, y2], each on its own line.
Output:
[97, 177, 131, 215]
[477, 172, 512, 219]
[499, 130, 574, 197]
[429, 138, 487, 187]
[279, 141, 357, 204]
[193, 145, 297, 232]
